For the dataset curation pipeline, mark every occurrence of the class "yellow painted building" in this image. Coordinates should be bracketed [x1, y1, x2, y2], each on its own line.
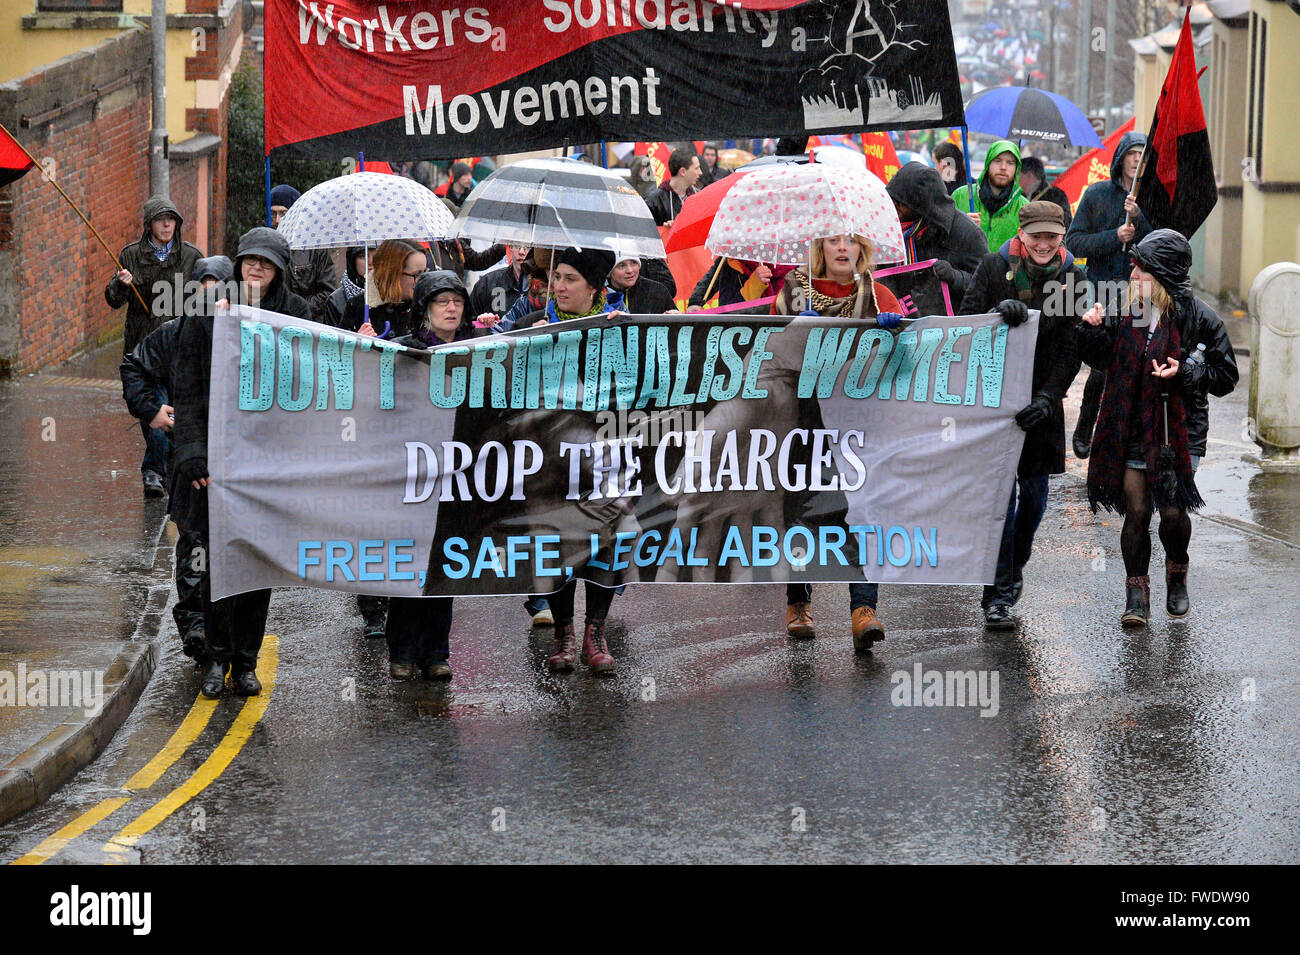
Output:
[1, 0, 242, 153]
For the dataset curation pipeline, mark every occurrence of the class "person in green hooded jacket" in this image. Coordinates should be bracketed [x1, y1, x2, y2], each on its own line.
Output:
[952, 140, 1029, 254]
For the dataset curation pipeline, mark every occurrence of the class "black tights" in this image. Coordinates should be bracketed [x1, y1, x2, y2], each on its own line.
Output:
[546, 580, 615, 626]
[1120, 468, 1191, 576]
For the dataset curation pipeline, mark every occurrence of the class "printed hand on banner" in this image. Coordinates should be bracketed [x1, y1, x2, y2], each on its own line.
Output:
[657, 318, 820, 584]
[657, 384, 792, 584]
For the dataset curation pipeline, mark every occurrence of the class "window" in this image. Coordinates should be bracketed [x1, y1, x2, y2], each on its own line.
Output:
[36, 1, 124, 11]
[1246, 11, 1267, 182]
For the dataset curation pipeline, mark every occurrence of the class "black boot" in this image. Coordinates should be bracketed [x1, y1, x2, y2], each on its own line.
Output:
[200, 660, 227, 698]
[1166, 561, 1189, 617]
[1121, 576, 1150, 628]
[231, 666, 262, 696]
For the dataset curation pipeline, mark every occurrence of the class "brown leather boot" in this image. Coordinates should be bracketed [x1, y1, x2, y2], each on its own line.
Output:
[581, 620, 616, 675]
[1121, 576, 1150, 628]
[546, 623, 577, 672]
[1166, 561, 1189, 617]
[851, 606, 885, 651]
[786, 602, 815, 639]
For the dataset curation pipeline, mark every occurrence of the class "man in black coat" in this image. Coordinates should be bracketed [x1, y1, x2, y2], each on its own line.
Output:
[270, 183, 339, 322]
[105, 195, 202, 496]
[885, 162, 989, 305]
[171, 229, 307, 698]
[469, 244, 531, 317]
[642, 145, 701, 226]
[1065, 131, 1151, 458]
[959, 201, 1086, 629]
[1019, 156, 1073, 231]
[119, 255, 233, 667]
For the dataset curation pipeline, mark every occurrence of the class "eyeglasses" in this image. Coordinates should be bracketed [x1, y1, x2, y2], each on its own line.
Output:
[402, 269, 425, 279]
[430, 295, 462, 306]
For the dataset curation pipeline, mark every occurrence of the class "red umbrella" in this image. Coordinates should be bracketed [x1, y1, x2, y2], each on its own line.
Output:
[663, 171, 749, 253]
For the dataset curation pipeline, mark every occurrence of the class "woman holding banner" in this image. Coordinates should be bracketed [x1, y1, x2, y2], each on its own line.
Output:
[381, 271, 482, 681]
[772, 233, 904, 652]
[958, 201, 1083, 629]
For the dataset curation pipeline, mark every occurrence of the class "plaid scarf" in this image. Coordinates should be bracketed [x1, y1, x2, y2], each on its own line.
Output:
[1007, 237, 1066, 302]
[1087, 313, 1203, 513]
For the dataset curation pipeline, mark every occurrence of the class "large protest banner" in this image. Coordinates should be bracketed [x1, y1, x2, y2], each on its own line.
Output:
[208, 306, 1036, 600]
[265, 0, 965, 159]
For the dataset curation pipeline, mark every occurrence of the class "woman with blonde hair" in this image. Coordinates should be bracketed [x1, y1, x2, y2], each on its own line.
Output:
[772, 232, 905, 652]
[1077, 229, 1237, 627]
[342, 239, 427, 340]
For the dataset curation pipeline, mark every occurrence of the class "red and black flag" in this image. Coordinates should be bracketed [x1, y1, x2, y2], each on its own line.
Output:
[1136, 9, 1216, 238]
[1, 123, 36, 188]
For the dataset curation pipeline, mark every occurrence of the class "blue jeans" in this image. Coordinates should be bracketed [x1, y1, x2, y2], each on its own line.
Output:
[141, 385, 168, 477]
[983, 476, 1050, 608]
[787, 582, 878, 610]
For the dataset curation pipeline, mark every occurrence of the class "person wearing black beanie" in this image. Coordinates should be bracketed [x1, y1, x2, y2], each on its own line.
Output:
[268, 181, 338, 321]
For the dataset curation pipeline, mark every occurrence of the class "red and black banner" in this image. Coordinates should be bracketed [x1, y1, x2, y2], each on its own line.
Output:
[1135, 9, 1216, 239]
[1, 124, 36, 188]
[265, 1, 964, 160]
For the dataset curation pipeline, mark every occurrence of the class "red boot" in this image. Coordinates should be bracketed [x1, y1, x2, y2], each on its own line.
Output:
[581, 620, 616, 675]
[546, 623, 577, 672]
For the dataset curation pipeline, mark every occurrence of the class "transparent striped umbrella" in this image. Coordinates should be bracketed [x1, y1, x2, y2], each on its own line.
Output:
[449, 158, 664, 257]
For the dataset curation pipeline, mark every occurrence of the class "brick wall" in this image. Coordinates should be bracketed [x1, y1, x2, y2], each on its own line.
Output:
[0, 29, 152, 376]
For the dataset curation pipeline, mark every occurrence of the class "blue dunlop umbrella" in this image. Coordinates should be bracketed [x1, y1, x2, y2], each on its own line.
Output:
[964, 86, 1104, 149]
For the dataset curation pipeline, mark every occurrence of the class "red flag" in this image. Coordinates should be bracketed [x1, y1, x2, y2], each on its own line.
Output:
[860, 132, 901, 184]
[1135, 10, 1216, 237]
[636, 142, 673, 185]
[1055, 118, 1137, 212]
[1, 124, 36, 188]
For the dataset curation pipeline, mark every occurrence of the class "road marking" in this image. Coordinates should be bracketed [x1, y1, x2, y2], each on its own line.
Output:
[102, 636, 280, 862]
[123, 695, 223, 791]
[9, 797, 130, 865]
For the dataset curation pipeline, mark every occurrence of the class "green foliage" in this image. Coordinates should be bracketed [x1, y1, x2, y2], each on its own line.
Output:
[224, 59, 341, 256]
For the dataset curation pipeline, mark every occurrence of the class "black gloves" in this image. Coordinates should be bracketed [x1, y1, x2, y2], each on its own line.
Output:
[996, 299, 1028, 327]
[1014, 395, 1052, 431]
[930, 259, 959, 288]
[175, 457, 209, 489]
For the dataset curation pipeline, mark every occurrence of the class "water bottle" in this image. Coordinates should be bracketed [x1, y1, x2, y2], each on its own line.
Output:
[1187, 342, 1206, 367]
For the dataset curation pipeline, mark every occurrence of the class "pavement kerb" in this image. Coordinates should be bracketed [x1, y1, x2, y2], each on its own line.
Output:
[0, 514, 172, 827]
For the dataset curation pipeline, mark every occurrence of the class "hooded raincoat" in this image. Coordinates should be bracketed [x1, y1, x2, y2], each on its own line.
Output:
[885, 162, 990, 301]
[951, 140, 1029, 254]
[105, 196, 203, 353]
[1064, 131, 1151, 284]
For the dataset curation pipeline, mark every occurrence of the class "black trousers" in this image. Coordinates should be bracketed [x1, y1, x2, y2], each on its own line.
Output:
[385, 596, 452, 666]
[357, 594, 388, 621]
[546, 580, 615, 625]
[173, 529, 205, 638]
[204, 588, 271, 675]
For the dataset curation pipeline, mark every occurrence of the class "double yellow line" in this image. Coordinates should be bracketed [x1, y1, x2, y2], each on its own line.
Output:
[10, 636, 279, 865]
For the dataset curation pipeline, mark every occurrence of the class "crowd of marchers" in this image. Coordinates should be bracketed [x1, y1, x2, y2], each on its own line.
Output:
[110, 137, 1236, 699]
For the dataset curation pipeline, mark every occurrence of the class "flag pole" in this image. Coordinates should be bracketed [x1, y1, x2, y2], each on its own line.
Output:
[1, 121, 150, 315]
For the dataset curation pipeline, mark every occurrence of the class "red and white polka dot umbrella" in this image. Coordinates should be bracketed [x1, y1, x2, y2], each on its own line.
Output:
[706, 164, 904, 266]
